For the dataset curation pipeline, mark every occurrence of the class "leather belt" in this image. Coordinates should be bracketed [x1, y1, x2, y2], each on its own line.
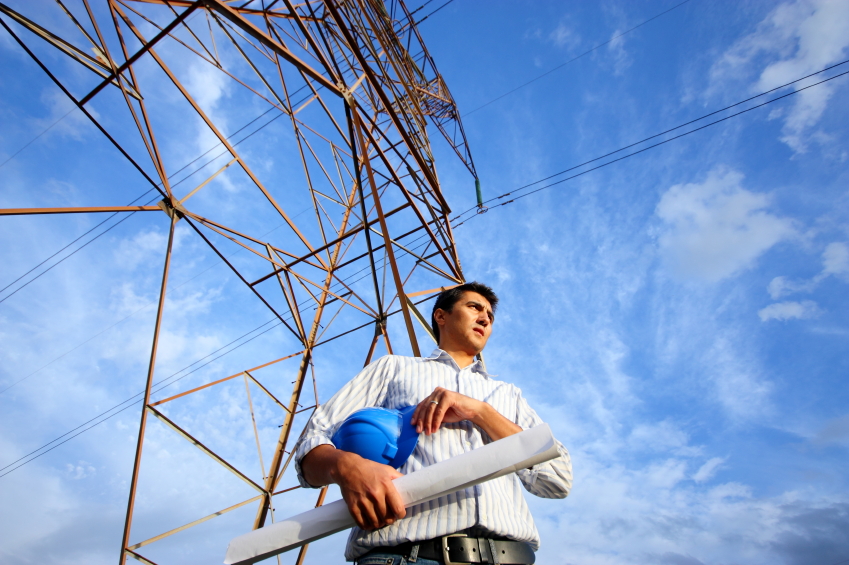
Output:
[361, 534, 535, 564]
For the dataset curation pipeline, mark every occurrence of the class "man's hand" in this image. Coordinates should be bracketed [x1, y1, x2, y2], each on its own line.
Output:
[412, 387, 484, 435]
[335, 451, 406, 530]
[301, 445, 405, 530]
[411, 387, 522, 440]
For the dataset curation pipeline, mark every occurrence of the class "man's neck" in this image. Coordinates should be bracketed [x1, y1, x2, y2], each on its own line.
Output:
[438, 346, 477, 369]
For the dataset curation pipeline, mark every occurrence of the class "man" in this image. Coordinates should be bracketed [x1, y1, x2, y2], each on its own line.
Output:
[294, 282, 572, 564]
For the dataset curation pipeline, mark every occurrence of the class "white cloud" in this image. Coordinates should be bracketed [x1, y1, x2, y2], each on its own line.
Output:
[35, 90, 100, 142]
[758, 300, 821, 321]
[65, 461, 96, 480]
[548, 22, 580, 50]
[711, 0, 849, 153]
[113, 228, 169, 271]
[767, 241, 849, 299]
[629, 421, 700, 456]
[767, 275, 815, 299]
[693, 456, 726, 483]
[182, 62, 238, 193]
[656, 168, 795, 281]
[822, 241, 849, 278]
[707, 336, 773, 419]
[607, 31, 631, 76]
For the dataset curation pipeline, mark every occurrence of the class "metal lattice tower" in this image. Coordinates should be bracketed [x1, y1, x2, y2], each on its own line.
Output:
[0, 1, 477, 563]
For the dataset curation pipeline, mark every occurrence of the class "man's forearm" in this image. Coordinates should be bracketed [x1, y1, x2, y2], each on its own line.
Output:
[300, 444, 406, 530]
[472, 402, 522, 441]
[301, 444, 348, 487]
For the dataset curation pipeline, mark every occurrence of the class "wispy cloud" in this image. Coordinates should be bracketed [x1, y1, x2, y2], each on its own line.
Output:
[692, 456, 726, 483]
[766, 241, 849, 304]
[758, 300, 821, 321]
[710, 0, 849, 153]
[548, 22, 581, 51]
[707, 335, 773, 420]
[656, 168, 796, 282]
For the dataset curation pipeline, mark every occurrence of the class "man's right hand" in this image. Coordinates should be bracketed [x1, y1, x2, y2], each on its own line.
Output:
[334, 451, 406, 530]
[301, 445, 406, 530]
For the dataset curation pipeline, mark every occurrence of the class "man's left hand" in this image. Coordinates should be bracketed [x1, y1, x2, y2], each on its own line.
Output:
[411, 387, 486, 435]
[411, 387, 523, 440]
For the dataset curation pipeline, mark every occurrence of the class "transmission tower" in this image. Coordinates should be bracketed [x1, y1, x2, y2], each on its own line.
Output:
[0, 0, 477, 563]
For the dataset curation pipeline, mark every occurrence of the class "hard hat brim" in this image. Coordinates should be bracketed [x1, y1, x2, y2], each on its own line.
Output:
[391, 405, 420, 469]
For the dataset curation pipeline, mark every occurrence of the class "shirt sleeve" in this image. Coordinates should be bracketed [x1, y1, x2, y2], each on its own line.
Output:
[293, 355, 396, 488]
[512, 389, 573, 499]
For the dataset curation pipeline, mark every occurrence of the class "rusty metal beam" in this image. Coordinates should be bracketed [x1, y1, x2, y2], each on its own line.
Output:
[0, 2, 142, 99]
[120, 212, 177, 565]
[0, 206, 161, 215]
[205, 0, 342, 95]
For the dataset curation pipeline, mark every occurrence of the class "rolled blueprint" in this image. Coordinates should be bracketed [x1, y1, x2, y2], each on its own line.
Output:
[224, 424, 560, 565]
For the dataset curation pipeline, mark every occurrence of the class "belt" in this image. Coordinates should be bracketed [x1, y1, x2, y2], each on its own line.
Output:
[362, 534, 536, 564]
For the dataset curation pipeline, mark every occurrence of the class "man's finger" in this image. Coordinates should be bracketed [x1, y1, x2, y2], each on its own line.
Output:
[424, 396, 440, 435]
[431, 401, 450, 434]
[372, 489, 388, 527]
[359, 500, 380, 530]
[386, 483, 406, 521]
[412, 398, 429, 432]
[348, 502, 366, 530]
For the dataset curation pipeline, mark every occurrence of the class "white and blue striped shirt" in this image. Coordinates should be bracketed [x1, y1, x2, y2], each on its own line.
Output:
[294, 349, 572, 561]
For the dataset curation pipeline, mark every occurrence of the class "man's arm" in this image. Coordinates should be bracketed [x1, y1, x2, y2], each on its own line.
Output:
[513, 390, 572, 498]
[292, 355, 403, 529]
[300, 444, 406, 530]
[411, 386, 522, 440]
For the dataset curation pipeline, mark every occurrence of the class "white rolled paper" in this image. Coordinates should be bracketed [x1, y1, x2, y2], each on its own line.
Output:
[224, 424, 559, 565]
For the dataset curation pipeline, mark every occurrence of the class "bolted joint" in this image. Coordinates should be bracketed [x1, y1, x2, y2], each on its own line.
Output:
[374, 315, 388, 337]
[157, 198, 186, 220]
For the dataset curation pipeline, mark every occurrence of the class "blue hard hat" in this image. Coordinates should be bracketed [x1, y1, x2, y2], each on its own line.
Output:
[331, 405, 419, 468]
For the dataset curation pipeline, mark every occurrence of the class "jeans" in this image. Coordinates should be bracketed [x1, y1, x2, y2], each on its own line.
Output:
[356, 553, 441, 565]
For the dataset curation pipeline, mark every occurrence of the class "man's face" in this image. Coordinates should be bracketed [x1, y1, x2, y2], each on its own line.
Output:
[434, 291, 494, 354]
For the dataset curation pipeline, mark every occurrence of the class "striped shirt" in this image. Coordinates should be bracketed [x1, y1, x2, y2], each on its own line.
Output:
[293, 349, 572, 561]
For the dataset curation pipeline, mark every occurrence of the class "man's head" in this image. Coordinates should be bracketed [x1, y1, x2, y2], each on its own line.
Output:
[431, 282, 499, 352]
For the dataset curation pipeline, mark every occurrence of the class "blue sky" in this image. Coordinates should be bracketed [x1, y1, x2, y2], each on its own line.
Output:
[1, 1, 849, 564]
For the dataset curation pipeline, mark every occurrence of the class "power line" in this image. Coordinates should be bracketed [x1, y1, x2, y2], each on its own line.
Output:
[0, 230, 438, 478]
[408, 0, 437, 18]
[0, 317, 283, 478]
[0, 196, 158, 308]
[462, 0, 694, 117]
[415, 0, 455, 25]
[0, 88, 314, 309]
[0, 198, 314, 396]
[0, 192, 155, 297]
[452, 59, 849, 227]
[0, 106, 76, 170]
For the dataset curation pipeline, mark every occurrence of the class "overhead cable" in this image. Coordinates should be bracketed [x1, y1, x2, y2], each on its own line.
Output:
[0, 317, 282, 478]
[0, 231, 439, 478]
[414, 0, 455, 25]
[452, 59, 849, 227]
[0, 87, 316, 309]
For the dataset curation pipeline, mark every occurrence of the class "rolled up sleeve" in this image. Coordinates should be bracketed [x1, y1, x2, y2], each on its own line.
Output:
[293, 355, 396, 488]
[513, 391, 572, 499]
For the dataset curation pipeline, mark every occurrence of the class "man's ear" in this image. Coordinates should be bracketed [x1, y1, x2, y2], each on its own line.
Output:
[433, 308, 446, 327]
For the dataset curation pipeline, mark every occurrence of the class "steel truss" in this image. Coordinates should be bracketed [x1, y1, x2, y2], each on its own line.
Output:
[0, 1, 477, 563]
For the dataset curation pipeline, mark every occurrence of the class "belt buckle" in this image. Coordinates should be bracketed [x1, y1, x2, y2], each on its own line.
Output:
[441, 533, 471, 565]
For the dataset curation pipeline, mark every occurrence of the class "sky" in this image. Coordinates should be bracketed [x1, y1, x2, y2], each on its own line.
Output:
[1, 1, 849, 564]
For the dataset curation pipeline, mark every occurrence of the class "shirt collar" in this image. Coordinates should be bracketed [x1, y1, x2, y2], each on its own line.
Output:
[426, 348, 493, 378]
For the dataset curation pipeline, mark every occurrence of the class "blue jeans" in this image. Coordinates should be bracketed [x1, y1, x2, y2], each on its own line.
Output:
[355, 553, 441, 565]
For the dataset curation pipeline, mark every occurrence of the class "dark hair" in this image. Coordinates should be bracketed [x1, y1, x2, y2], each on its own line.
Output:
[431, 281, 499, 344]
